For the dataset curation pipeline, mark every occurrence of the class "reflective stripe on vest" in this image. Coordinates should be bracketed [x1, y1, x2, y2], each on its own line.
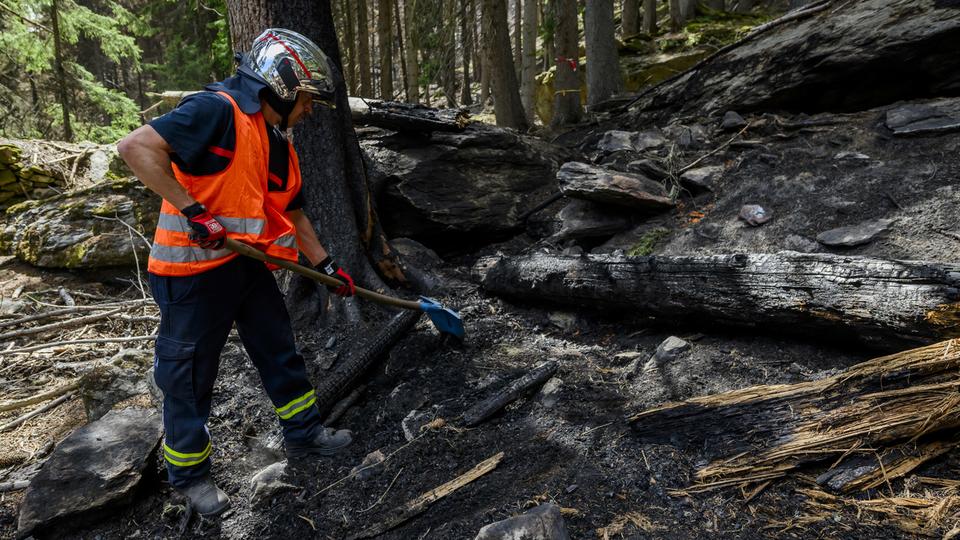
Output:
[147, 90, 304, 277]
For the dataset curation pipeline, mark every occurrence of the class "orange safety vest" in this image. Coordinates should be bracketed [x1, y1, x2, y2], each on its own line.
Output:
[148, 91, 303, 276]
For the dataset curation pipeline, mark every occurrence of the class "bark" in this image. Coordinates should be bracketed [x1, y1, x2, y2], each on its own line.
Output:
[51, 0, 72, 142]
[377, 0, 394, 99]
[627, 0, 960, 120]
[460, 0, 473, 105]
[476, 252, 960, 350]
[706, 0, 725, 11]
[463, 361, 559, 426]
[513, 0, 522, 78]
[669, 0, 685, 30]
[358, 0, 373, 97]
[441, 0, 458, 107]
[481, 0, 528, 129]
[733, 0, 753, 13]
[551, 0, 582, 127]
[642, 0, 657, 34]
[622, 0, 639, 36]
[541, 0, 554, 72]
[519, 0, 538, 124]
[226, 0, 407, 328]
[584, 0, 621, 107]
[403, 0, 420, 103]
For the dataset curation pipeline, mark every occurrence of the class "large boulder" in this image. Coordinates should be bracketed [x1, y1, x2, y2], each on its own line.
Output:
[363, 124, 566, 247]
[0, 178, 159, 268]
[16, 408, 163, 538]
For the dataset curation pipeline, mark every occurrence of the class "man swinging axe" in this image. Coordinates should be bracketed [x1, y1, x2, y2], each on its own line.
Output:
[119, 28, 354, 516]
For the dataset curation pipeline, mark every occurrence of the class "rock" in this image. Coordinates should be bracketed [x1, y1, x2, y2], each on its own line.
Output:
[351, 450, 386, 480]
[834, 151, 871, 161]
[250, 461, 299, 501]
[625, 159, 670, 180]
[474, 503, 571, 540]
[547, 311, 578, 332]
[537, 377, 563, 408]
[654, 336, 690, 366]
[634, 129, 668, 151]
[597, 130, 636, 153]
[784, 234, 820, 253]
[694, 222, 722, 241]
[885, 101, 960, 136]
[79, 365, 150, 421]
[401, 408, 436, 442]
[679, 165, 724, 191]
[721, 111, 748, 131]
[816, 218, 895, 247]
[16, 408, 162, 538]
[738, 205, 772, 226]
[557, 162, 674, 211]
[365, 123, 565, 244]
[390, 237, 443, 271]
[144, 366, 163, 406]
[0, 178, 160, 268]
[554, 200, 632, 240]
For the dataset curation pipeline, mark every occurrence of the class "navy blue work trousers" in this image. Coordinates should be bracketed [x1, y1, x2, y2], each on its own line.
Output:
[149, 255, 323, 488]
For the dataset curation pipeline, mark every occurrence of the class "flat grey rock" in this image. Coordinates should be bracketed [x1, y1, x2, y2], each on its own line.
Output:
[885, 103, 960, 136]
[654, 336, 691, 366]
[817, 219, 895, 247]
[17, 408, 162, 539]
[474, 503, 571, 540]
[721, 111, 748, 131]
[597, 130, 637, 153]
[680, 165, 724, 191]
[625, 159, 669, 180]
[557, 162, 674, 211]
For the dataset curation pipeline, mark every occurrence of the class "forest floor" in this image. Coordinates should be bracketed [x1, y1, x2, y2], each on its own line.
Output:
[2, 98, 960, 539]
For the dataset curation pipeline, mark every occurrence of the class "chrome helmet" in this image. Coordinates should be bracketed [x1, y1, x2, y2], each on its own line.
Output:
[244, 28, 335, 104]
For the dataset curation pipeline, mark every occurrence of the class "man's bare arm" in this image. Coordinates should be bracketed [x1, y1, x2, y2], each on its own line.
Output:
[287, 209, 329, 266]
[117, 125, 196, 210]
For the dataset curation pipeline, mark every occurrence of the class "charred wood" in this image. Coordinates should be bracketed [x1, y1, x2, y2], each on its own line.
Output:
[462, 361, 559, 426]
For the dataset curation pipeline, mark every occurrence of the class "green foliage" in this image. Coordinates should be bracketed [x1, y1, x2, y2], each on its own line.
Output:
[627, 228, 670, 257]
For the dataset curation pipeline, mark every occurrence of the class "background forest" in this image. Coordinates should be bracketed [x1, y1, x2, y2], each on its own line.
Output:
[0, 0, 802, 144]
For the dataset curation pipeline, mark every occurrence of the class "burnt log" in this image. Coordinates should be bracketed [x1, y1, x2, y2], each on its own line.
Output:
[625, 0, 960, 120]
[462, 361, 559, 426]
[476, 251, 960, 350]
[348, 98, 469, 133]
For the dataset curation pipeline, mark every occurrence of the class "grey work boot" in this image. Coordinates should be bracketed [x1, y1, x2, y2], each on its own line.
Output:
[285, 427, 353, 458]
[177, 476, 231, 517]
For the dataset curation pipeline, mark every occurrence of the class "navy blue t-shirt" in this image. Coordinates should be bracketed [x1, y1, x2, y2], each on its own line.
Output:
[149, 76, 304, 211]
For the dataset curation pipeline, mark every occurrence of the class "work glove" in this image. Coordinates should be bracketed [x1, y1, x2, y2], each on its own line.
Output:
[316, 256, 355, 297]
[180, 202, 226, 249]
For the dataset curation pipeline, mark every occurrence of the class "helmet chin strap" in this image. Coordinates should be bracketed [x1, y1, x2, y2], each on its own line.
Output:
[260, 88, 296, 130]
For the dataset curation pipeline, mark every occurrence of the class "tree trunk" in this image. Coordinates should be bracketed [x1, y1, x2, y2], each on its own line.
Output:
[358, 0, 373, 97]
[706, 0, 725, 11]
[551, 0, 582, 127]
[478, 0, 491, 105]
[460, 0, 473, 105]
[519, 0, 537, 124]
[51, 0, 73, 142]
[642, 0, 657, 34]
[584, 0, 621, 107]
[681, 0, 697, 20]
[441, 0, 458, 107]
[622, 0, 639, 36]
[513, 0, 522, 79]
[541, 0, 554, 72]
[733, 0, 753, 13]
[403, 0, 420, 103]
[393, 0, 409, 102]
[377, 0, 394, 99]
[226, 0, 406, 328]
[480, 0, 528, 129]
[342, 0, 357, 95]
[476, 251, 960, 350]
[669, 0, 685, 30]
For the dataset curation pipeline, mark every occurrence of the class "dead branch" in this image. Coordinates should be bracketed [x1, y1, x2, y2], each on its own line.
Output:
[350, 452, 505, 539]
[0, 381, 79, 413]
[463, 361, 559, 426]
[0, 392, 74, 432]
[0, 335, 157, 355]
[0, 307, 123, 342]
[323, 385, 366, 426]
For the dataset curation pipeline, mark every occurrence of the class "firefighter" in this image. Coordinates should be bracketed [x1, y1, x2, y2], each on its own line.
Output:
[118, 28, 354, 516]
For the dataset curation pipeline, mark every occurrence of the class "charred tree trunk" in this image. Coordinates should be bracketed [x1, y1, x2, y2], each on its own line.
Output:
[394, 0, 409, 102]
[226, 0, 406, 328]
[551, 0, 582, 126]
[358, 0, 373, 97]
[481, 0, 528, 130]
[403, 0, 420, 104]
[342, 0, 358, 95]
[476, 252, 960, 350]
[377, 0, 394, 99]
[584, 0, 621, 107]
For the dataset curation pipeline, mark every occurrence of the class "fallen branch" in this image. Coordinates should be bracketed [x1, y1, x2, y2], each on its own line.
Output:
[463, 361, 559, 426]
[0, 307, 123, 342]
[323, 385, 366, 426]
[0, 392, 74, 432]
[0, 381, 79, 413]
[350, 452, 505, 539]
[0, 335, 157, 355]
[0, 481, 30, 492]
